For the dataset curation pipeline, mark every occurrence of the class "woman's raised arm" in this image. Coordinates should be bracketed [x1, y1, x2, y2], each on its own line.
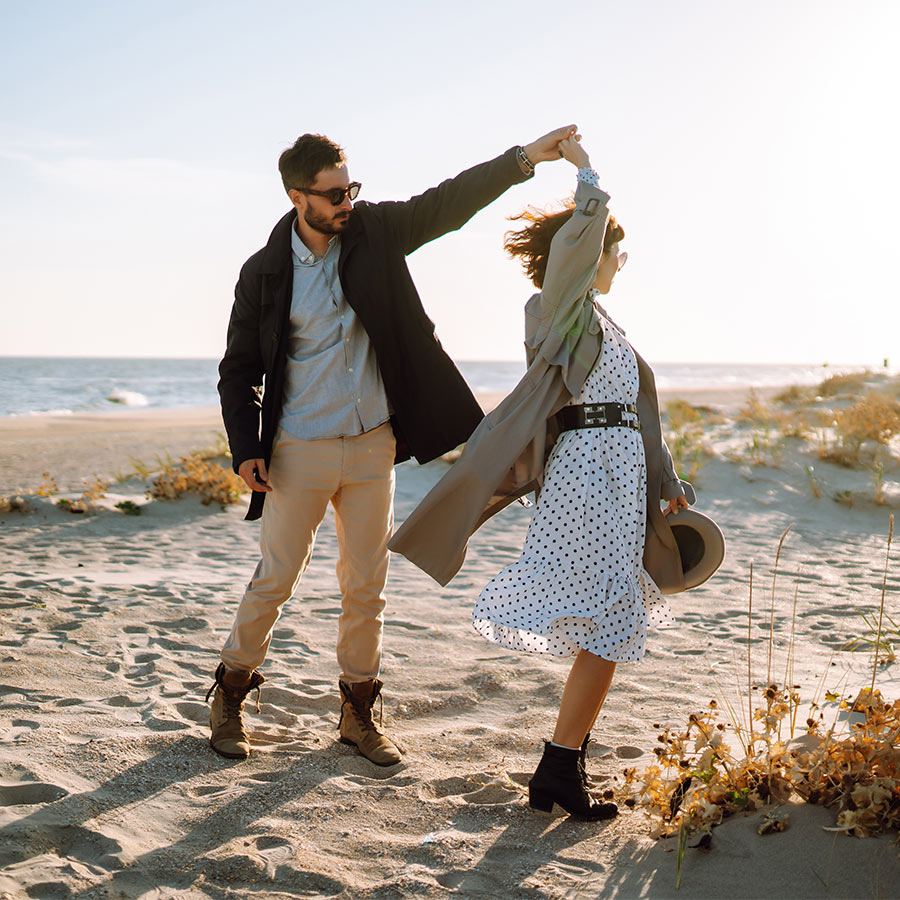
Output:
[538, 143, 612, 318]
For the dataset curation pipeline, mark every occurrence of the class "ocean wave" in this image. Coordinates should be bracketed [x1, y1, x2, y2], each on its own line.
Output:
[8, 408, 75, 418]
[107, 388, 149, 407]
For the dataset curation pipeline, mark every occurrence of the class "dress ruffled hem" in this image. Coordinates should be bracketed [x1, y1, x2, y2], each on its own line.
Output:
[473, 567, 674, 662]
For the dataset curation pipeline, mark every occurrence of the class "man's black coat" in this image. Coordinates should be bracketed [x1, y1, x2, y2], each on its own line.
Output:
[218, 145, 531, 520]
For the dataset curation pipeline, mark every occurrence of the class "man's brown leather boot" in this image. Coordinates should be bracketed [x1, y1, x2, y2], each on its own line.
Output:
[338, 678, 402, 767]
[206, 663, 265, 759]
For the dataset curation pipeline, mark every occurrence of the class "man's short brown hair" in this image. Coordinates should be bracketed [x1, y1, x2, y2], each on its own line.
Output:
[278, 134, 346, 194]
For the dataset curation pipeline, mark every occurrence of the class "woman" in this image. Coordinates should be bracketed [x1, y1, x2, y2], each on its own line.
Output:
[389, 135, 694, 821]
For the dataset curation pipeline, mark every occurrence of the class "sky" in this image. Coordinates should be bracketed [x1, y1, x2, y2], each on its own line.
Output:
[1, 0, 898, 365]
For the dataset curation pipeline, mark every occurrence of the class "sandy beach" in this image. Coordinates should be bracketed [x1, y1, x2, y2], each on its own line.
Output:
[2, 383, 900, 899]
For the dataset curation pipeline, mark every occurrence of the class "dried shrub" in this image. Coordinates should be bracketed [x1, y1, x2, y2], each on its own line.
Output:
[625, 518, 898, 868]
[805, 465, 822, 499]
[81, 476, 108, 501]
[664, 400, 714, 483]
[736, 388, 776, 426]
[817, 371, 872, 398]
[773, 385, 812, 407]
[32, 473, 58, 497]
[773, 410, 814, 441]
[0, 496, 29, 514]
[149, 455, 247, 506]
[731, 391, 786, 466]
[821, 394, 900, 468]
[624, 687, 900, 842]
[55, 476, 110, 514]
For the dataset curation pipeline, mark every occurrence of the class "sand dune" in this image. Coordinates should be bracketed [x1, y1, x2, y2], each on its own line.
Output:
[1, 391, 900, 898]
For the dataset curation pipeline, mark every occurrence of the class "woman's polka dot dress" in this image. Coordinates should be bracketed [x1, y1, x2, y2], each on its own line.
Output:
[473, 296, 674, 662]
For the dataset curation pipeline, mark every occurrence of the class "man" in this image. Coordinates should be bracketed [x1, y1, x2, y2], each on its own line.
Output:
[210, 125, 576, 765]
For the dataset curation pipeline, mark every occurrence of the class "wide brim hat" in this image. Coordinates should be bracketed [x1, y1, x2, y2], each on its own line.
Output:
[667, 508, 725, 590]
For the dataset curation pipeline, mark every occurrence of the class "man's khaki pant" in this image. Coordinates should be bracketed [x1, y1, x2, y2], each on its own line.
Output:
[221, 422, 396, 682]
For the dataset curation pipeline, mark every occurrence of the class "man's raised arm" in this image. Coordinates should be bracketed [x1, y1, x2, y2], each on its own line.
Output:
[376, 125, 579, 255]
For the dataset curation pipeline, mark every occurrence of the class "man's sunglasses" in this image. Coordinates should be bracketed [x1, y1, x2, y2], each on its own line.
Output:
[299, 182, 362, 206]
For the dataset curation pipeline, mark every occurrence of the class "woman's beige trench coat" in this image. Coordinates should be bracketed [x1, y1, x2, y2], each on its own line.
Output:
[389, 179, 695, 592]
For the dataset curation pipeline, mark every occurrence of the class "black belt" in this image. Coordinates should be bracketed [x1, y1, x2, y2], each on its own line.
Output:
[554, 402, 641, 433]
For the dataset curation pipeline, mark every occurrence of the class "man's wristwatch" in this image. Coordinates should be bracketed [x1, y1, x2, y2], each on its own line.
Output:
[516, 146, 535, 175]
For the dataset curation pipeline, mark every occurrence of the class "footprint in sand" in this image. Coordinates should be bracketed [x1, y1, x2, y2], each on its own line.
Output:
[254, 835, 293, 852]
[311, 606, 342, 618]
[0, 781, 69, 806]
[421, 774, 519, 805]
[386, 620, 429, 632]
[615, 745, 645, 759]
[460, 783, 520, 805]
[1, 720, 39, 741]
[143, 714, 191, 732]
[261, 685, 333, 713]
[0, 599, 31, 610]
[269, 637, 317, 657]
[107, 695, 144, 708]
[148, 616, 207, 632]
[296, 677, 332, 689]
[173, 701, 211, 723]
[244, 771, 284, 785]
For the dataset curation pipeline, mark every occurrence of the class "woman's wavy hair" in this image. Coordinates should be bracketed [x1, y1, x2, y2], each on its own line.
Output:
[504, 200, 625, 289]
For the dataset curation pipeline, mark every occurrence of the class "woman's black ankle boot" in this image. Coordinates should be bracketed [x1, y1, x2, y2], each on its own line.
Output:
[579, 732, 592, 786]
[528, 741, 618, 820]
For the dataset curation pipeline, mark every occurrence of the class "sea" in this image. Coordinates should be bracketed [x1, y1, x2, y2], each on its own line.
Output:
[0, 357, 880, 419]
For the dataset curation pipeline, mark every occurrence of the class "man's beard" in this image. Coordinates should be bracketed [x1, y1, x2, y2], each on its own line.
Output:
[304, 207, 350, 235]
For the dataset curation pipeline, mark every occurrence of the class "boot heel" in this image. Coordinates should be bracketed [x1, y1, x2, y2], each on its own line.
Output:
[528, 786, 562, 815]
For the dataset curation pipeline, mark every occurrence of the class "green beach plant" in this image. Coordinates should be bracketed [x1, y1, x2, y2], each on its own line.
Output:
[735, 389, 786, 467]
[805, 465, 822, 499]
[663, 399, 713, 482]
[191, 432, 232, 461]
[128, 457, 153, 479]
[736, 388, 774, 426]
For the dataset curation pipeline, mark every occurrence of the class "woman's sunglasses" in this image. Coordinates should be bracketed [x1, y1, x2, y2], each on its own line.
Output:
[299, 182, 362, 206]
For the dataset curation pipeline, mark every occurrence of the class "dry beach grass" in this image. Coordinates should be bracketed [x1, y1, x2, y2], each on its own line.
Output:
[2, 380, 900, 898]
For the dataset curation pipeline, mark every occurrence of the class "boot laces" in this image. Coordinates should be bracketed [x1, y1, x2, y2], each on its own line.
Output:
[344, 689, 384, 731]
[221, 687, 251, 718]
[205, 676, 261, 716]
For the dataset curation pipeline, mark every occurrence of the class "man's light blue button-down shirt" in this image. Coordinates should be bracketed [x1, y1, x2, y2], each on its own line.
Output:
[279, 226, 390, 440]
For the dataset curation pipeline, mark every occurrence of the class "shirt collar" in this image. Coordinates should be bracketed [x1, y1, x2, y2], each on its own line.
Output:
[291, 224, 339, 267]
[589, 289, 626, 335]
[588, 288, 608, 319]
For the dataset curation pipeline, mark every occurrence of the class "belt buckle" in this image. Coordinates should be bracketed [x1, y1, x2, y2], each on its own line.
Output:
[583, 405, 607, 426]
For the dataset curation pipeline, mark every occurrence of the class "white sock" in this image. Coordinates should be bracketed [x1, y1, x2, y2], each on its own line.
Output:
[550, 740, 580, 751]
